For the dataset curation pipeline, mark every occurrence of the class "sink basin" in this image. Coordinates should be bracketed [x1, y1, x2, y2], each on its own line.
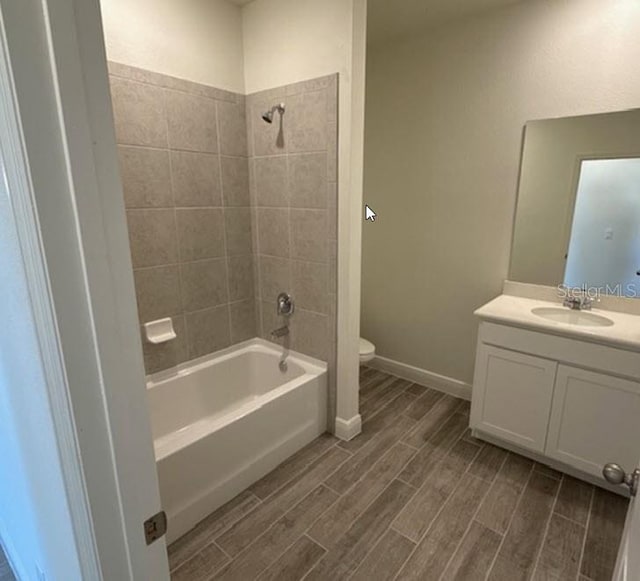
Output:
[531, 307, 614, 327]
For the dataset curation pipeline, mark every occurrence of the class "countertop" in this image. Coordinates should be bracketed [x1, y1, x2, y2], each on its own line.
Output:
[475, 294, 640, 353]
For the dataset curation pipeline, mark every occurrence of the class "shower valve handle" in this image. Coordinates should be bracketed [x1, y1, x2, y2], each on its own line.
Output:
[277, 292, 295, 317]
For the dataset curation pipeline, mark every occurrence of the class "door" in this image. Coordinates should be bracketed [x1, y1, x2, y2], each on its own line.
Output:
[1, 0, 169, 578]
[471, 345, 557, 452]
[612, 464, 640, 581]
[547, 365, 640, 478]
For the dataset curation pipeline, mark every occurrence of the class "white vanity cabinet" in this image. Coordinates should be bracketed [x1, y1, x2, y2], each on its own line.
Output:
[472, 345, 556, 453]
[546, 366, 640, 477]
[471, 319, 640, 485]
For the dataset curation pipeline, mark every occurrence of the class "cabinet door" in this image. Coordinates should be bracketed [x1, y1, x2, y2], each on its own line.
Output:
[471, 345, 557, 452]
[547, 365, 640, 478]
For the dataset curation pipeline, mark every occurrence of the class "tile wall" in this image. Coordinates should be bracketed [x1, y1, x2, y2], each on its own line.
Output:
[247, 76, 338, 372]
[109, 62, 254, 374]
[108, 63, 338, 407]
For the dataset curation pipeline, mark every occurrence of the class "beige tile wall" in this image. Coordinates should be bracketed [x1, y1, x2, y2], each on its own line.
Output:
[109, 62, 255, 374]
[247, 76, 338, 418]
[108, 63, 338, 395]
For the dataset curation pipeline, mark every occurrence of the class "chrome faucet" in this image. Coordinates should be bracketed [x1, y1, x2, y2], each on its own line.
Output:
[272, 293, 294, 372]
[270, 326, 289, 339]
[563, 296, 593, 310]
[271, 325, 289, 372]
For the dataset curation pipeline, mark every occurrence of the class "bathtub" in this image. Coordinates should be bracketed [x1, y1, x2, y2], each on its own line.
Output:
[147, 338, 328, 543]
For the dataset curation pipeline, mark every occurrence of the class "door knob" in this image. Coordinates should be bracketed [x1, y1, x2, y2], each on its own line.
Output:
[603, 463, 640, 496]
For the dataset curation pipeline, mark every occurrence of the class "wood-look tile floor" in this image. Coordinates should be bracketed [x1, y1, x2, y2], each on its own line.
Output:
[168, 366, 629, 581]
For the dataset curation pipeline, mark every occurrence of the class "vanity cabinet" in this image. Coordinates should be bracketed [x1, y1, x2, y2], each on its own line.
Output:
[471, 320, 640, 485]
[473, 345, 556, 453]
[546, 366, 640, 477]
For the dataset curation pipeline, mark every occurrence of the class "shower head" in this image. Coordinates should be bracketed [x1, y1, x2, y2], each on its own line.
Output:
[262, 103, 285, 124]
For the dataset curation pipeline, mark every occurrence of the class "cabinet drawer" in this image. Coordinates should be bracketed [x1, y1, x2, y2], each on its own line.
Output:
[471, 345, 557, 452]
[546, 365, 640, 478]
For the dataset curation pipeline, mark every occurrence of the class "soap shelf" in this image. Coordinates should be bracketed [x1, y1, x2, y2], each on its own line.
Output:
[144, 317, 177, 344]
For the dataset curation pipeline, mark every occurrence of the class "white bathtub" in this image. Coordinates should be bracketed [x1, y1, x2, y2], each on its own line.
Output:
[147, 338, 327, 543]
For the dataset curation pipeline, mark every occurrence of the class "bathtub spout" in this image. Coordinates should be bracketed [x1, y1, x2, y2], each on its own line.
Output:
[270, 325, 290, 372]
[271, 326, 289, 339]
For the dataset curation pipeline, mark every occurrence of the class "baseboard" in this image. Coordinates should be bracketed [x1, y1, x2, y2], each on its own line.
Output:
[334, 414, 362, 441]
[369, 355, 472, 400]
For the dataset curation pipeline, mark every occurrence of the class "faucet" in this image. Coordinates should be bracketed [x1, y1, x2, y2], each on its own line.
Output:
[563, 296, 593, 310]
[270, 325, 290, 372]
[272, 293, 294, 372]
[271, 326, 289, 339]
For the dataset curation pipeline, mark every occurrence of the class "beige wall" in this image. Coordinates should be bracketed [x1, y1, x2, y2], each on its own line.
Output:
[100, 0, 245, 92]
[242, 0, 352, 94]
[362, 0, 640, 384]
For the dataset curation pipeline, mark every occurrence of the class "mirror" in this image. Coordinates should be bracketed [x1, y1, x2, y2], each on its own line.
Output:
[509, 109, 640, 298]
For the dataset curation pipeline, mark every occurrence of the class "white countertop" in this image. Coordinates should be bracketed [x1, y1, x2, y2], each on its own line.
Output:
[475, 294, 640, 352]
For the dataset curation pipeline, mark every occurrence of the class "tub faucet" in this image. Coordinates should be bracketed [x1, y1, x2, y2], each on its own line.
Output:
[271, 325, 290, 372]
[271, 325, 289, 338]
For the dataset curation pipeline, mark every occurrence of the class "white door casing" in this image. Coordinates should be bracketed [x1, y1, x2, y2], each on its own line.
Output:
[0, 0, 169, 578]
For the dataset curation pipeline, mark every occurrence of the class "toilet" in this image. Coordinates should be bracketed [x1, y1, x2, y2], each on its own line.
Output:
[359, 337, 376, 364]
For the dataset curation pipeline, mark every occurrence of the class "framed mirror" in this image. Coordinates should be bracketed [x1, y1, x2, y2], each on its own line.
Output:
[509, 109, 640, 298]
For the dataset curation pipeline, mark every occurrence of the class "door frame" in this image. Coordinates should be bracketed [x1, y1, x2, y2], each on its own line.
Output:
[0, 0, 169, 578]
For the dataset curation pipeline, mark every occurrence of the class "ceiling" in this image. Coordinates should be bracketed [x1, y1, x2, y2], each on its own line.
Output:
[227, 0, 255, 5]
[367, 0, 522, 46]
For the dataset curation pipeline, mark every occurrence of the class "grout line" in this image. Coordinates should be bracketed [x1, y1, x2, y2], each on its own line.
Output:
[303, 532, 329, 554]
[285, 144, 293, 348]
[399, 442, 420, 452]
[394, 475, 414, 488]
[475, 520, 505, 538]
[108, 69, 238, 104]
[344, 514, 408, 581]
[484, 460, 536, 580]
[530, 473, 564, 579]
[266, 447, 351, 505]
[214, 101, 235, 345]
[213, 539, 232, 560]
[436, 472, 497, 581]
[309, 471, 418, 579]
[389, 429, 485, 581]
[313, 431, 423, 533]
[208, 502, 266, 546]
[252, 445, 347, 505]
[118, 141, 248, 161]
[576, 485, 595, 580]
[161, 88, 189, 363]
[388, 481, 457, 579]
[321, 481, 343, 496]
[251, 531, 311, 580]
[132, 251, 253, 272]
[257, 250, 330, 265]
[553, 511, 588, 529]
[127, 204, 249, 211]
[252, 143, 266, 339]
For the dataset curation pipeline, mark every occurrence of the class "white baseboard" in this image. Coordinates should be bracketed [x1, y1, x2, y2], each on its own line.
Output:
[369, 355, 472, 400]
[334, 414, 362, 441]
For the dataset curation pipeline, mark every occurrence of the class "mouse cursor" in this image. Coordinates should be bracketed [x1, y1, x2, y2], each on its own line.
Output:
[365, 205, 377, 222]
